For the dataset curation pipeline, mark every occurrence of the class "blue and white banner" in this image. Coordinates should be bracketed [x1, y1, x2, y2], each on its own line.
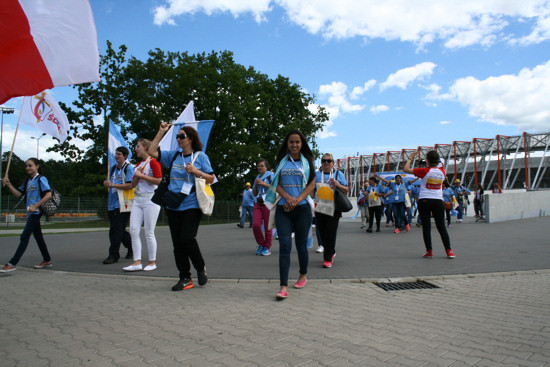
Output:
[108, 119, 132, 169]
[376, 171, 419, 185]
[159, 101, 214, 152]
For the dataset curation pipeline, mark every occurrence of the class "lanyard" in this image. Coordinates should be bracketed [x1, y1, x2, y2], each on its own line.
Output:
[320, 170, 333, 184]
[181, 152, 197, 182]
[28, 174, 39, 189]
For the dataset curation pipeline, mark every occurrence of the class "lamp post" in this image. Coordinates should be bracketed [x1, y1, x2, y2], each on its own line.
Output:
[1, 106, 15, 221]
[31, 133, 47, 160]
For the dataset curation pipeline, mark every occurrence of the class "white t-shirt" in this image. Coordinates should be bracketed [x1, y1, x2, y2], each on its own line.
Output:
[413, 167, 446, 200]
[134, 159, 162, 194]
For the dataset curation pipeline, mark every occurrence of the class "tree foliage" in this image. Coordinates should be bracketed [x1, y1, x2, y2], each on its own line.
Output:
[56, 42, 328, 199]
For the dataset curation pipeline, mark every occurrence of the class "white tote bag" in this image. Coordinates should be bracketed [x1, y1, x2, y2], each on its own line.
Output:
[195, 177, 215, 216]
[116, 162, 134, 213]
[314, 171, 335, 216]
[268, 195, 281, 230]
[191, 153, 215, 216]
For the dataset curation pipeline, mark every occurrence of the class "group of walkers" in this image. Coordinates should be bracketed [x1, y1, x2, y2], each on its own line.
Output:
[1, 126, 459, 300]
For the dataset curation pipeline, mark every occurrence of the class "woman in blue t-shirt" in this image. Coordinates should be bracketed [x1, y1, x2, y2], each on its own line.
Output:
[252, 159, 274, 256]
[376, 174, 409, 233]
[266, 130, 316, 300]
[149, 123, 215, 292]
[1, 158, 53, 272]
[314, 153, 348, 268]
[442, 181, 455, 227]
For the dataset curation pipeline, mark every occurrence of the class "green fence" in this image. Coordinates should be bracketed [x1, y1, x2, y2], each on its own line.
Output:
[0, 196, 242, 228]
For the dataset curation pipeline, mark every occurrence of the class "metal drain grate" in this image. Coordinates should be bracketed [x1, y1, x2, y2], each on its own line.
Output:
[375, 280, 439, 292]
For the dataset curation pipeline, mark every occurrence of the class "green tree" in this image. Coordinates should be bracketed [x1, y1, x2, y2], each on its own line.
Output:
[62, 44, 328, 199]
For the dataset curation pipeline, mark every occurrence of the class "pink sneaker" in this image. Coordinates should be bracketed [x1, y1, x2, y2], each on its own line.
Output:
[294, 278, 307, 289]
[446, 249, 456, 259]
[394, 228, 400, 234]
[0, 264, 16, 273]
[322, 261, 332, 268]
[405, 224, 410, 232]
[423, 250, 433, 259]
[276, 290, 288, 299]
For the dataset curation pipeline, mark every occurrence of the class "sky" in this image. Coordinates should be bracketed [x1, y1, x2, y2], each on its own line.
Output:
[2, 0, 550, 163]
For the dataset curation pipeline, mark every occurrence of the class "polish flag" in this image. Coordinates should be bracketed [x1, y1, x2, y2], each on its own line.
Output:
[0, 0, 100, 104]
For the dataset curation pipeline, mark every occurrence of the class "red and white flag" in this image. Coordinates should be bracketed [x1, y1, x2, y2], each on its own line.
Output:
[20, 90, 70, 143]
[0, 0, 100, 104]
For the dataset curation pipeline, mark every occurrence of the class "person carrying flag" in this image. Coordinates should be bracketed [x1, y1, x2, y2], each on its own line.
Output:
[102, 147, 134, 264]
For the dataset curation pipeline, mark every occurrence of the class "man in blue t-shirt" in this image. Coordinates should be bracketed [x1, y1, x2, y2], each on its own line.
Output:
[102, 147, 135, 264]
[238, 182, 255, 228]
[452, 179, 470, 223]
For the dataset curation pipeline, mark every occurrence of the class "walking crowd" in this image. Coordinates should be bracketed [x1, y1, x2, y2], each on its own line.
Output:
[1, 126, 487, 300]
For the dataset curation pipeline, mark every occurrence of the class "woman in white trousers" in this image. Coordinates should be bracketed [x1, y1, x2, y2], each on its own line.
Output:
[123, 139, 162, 272]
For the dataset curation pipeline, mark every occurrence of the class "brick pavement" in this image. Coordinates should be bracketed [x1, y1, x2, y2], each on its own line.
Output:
[1, 268, 549, 366]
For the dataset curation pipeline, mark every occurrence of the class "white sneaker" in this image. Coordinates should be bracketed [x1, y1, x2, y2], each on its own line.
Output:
[143, 264, 157, 271]
[316, 246, 324, 253]
[291, 233, 295, 238]
[123, 264, 142, 272]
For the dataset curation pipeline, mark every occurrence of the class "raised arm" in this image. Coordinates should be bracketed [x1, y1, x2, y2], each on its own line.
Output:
[375, 174, 390, 184]
[148, 121, 170, 159]
[403, 151, 418, 174]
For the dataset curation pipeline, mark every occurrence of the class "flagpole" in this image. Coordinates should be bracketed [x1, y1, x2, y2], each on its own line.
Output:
[3, 108, 22, 180]
[105, 112, 110, 180]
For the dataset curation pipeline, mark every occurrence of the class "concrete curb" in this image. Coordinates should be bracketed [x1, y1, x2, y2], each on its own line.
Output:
[12, 266, 550, 284]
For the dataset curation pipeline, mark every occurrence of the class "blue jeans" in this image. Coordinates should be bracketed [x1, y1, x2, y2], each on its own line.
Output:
[9, 214, 51, 266]
[392, 202, 406, 229]
[456, 200, 464, 220]
[240, 205, 253, 226]
[276, 204, 311, 287]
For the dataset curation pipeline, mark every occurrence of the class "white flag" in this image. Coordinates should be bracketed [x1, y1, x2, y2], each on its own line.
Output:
[20, 90, 69, 142]
[159, 101, 196, 151]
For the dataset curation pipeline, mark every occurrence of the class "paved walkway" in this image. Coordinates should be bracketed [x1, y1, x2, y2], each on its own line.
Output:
[1, 215, 549, 366]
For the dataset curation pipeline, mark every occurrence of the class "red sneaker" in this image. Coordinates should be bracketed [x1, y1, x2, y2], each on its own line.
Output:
[394, 228, 400, 234]
[276, 290, 288, 299]
[446, 249, 456, 259]
[405, 224, 410, 232]
[322, 261, 332, 268]
[294, 278, 307, 289]
[423, 250, 433, 259]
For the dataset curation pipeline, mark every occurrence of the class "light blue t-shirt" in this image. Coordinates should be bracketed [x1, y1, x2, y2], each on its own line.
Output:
[315, 170, 347, 187]
[19, 175, 51, 217]
[252, 171, 274, 200]
[242, 189, 255, 207]
[278, 159, 308, 206]
[383, 186, 393, 204]
[159, 150, 214, 211]
[443, 187, 454, 203]
[389, 182, 407, 203]
[108, 163, 135, 211]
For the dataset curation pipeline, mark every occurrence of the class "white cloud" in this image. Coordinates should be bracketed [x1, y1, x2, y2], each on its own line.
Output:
[431, 60, 550, 131]
[153, 0, 272, 25]
[153, 0, 550, 48]
[350, 80, 376, 100]
[319, 81, 365, 114]
[370, 105, 389, 114]
[440, 120, 451, 125]
[380, 62, 436, 91]
[315, 80, 374, 138]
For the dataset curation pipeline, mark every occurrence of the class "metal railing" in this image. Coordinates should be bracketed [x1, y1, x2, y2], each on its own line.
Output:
[0, 196, 242, 227]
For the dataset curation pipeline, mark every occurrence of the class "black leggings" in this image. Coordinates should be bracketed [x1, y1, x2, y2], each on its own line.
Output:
[166, 208, 205, 280]
[368, 206, 382, 229]
[418, 199, 451, 251]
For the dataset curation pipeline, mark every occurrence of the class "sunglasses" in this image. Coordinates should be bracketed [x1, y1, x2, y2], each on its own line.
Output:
[321, 159, 333, 163]
[176, 134, 188, 140]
